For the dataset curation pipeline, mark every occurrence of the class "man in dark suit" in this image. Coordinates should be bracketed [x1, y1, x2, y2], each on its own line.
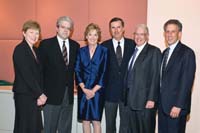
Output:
[124, 24, 161, 133]
[158, 19, 196, 133]
[102, 17, 135, 133]
[38, 16, 79, 133]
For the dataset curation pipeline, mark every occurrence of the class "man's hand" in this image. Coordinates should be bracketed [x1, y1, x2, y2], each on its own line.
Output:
[145, 100, 155, 109]
[170, 106, 181, 118]
[37, 94, 47, 106]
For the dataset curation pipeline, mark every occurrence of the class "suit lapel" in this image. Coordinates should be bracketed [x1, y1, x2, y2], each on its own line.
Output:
[23, 40, 41, 74]
[68, 39, 76, 66]
[121, 39, 132, 68]
[133, 44, 148, 70]
[52, 37, 66, 65]
[109, 40, 119, 66]
[165, 42, 182, 72]
[23, 40, 38, 64]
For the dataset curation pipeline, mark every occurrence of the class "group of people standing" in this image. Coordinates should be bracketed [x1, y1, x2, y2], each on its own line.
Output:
[12, 16, 196, 133]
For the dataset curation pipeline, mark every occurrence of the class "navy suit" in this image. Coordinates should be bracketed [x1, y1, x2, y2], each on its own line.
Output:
[159, 41, 196, 133]
[102, 38, 135, 102]
[102, 38, 135, 133]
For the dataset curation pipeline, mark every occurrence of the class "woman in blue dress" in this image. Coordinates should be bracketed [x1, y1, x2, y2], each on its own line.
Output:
[75, 23, 108, 133]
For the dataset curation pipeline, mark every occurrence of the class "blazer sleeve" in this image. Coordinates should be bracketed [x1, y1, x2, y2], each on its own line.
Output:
[37, 42, 47, 69]
[74, 50, 84, 84]
[175, 49, 196, 108]
[97, 48, 108, 88]
[148, 48, 162, 101]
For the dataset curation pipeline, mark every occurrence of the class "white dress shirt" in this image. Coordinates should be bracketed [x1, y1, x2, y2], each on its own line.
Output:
[57, 35, 70, 62]
[128, 42, 147, 69]
[112, 38, 125, 57]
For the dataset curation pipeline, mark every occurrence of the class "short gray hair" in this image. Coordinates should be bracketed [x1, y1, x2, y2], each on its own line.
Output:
[56, 16, 74, 30]
[134, 24, 149, 35]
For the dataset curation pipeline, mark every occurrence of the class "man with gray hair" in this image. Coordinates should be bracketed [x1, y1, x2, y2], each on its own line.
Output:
[38, 16, 79, 133]
[124, 24, 161, 133]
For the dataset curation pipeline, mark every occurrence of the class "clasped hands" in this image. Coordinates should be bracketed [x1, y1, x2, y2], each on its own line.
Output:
[83, 88, 95, 100]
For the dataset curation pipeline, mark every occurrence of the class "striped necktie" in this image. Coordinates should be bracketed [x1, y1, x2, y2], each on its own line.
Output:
[62, 41, 68, 66]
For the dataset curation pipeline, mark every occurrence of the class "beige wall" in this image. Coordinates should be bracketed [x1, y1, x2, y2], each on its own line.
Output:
[147, 0, 200, 132]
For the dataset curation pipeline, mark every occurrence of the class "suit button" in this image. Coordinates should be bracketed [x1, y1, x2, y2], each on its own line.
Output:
[118, 71, 121, 74]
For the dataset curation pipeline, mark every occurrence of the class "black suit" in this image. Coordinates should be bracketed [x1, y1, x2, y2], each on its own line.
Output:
[102, 38, 135, 133]
[38, 36, 79, 105]
[38, 36, 79, 133]
[158, 41, 196, 133]
[125, 43, 161, 133]
[13, 40, 43, 133]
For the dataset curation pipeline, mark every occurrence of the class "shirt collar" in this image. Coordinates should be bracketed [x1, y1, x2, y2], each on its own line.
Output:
[112, 37, 124, 46]
[168, 40, 179, 50]
[136, 42, 147, 51]
[57, 35, 69, 45]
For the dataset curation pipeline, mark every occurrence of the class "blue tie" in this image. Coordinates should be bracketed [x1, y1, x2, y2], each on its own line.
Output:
[128, 47, 138, 71]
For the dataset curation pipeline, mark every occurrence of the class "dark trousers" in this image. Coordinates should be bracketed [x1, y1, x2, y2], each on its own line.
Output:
[158, 106, 186, 133]
[14, 94, 42, 133]
[127, 108, 156, 133]
[43, 88, 73, 133]
[105, 101, 129, 133]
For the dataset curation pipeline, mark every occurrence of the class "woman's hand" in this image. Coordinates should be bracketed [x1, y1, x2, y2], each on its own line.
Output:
[83, 88, 95, 100]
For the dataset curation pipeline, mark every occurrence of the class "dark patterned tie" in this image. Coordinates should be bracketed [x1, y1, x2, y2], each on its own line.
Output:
[116, 41, 122, 66]
[62, 41, 68, 66]
[161, 47, 170, 76]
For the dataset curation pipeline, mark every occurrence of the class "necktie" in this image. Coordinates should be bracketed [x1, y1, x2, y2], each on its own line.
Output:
[126, 47, 138, 101]
[161, 47, 170, 76]
[128, 47, 138, 71]
[116, 41, 122, 66]
[62, 41, 68, 66]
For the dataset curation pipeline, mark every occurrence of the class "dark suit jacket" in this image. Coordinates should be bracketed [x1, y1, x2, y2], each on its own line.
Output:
[102, 38, 135, 102]
[38, 36, 79, 105]
[125, 43, 161, 110]
[160, 41, 196, 115]
[13, 40, 43, 98]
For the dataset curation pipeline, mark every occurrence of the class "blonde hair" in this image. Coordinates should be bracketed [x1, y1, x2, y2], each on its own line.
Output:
[22, 20, 41, 33]
[84, 23, 101, 42]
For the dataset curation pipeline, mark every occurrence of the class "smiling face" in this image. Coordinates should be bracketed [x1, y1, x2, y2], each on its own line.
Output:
[134, 26, 149, 46]
[23, 28, 40, 46]
[86, 29, 99, 46]
[110, 20, 124, 41]
[56, 20, 71, 40]
[164, 24, 182, 45]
